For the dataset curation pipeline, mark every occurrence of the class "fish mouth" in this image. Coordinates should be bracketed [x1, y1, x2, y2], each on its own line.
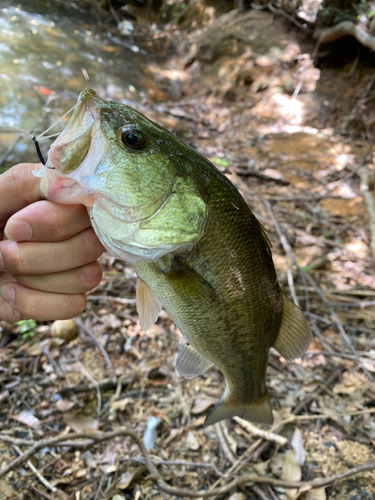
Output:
[37, 89, 105, 206]
[46, 89, 102, 174]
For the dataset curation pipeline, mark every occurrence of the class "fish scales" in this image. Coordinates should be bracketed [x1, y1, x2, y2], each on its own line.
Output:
[36, 88, 312, 425]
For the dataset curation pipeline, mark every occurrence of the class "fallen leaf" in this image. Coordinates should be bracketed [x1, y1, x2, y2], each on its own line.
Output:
[13, 411, 40, 428]
[64, 413, 99, 433]
[291, 428, 306, 466]
[333, 371, 368, 394]
[185, 430, 200, 451]
[163, 428, 182, 447]
[27, 338, 63, 356]
[110, 398, 131, 410]
[117, 466, 146, 489]
[281, 450, 301, 499]
[55, 399, 75, 413]
[143, 416, 161, 450]
[228, 493, 246, 500]
[306, 487, 327, 500]
[251, 459, 270, 475]
[191, 396, 216, 415]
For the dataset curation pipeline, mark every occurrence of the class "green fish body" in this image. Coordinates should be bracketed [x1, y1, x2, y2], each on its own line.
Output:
[37, 89, 311, 425]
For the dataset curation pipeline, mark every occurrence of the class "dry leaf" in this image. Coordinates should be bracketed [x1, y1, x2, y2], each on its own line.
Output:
[163, 428, 182, 447]
[291, 428, 306, 466]
[251, 459, 270, 476]
[191, 396, 216, 415]
[64, 413, 99, 433]
[306, 487, 327, 500]
[333, 371, 368, 394]
[55, 399, 75, 413]
[185, 430, 200, 451]
[281, 450, 301, 499]
[117, 466, 146, 489]
[27, 338, 63, 356]
[143, 416, 161, 450]
[270, 452, 285, 477]
[13, 411, 40, 427]
[228, 494, 246, 500]
[110, 398, 131, 410]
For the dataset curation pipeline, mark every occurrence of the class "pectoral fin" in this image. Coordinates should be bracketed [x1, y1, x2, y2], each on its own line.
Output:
[273, 293, 312, 360]
[176, 337, 213, 379]
[136, 277, 162, 331]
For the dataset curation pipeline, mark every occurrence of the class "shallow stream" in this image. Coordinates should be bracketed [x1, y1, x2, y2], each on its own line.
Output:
[0, 0, 162, 171]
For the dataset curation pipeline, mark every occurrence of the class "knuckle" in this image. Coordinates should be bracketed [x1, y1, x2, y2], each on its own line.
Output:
[1, 242, 29, 274]
[81, 229, 104, 260]
[65, 293, 87, 317]
[76, 262, 103, 290]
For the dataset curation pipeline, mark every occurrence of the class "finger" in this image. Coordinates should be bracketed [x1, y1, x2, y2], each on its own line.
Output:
[14, 260, 103, 294]
[0, 282, 87, 321]
[0, 163, 42, 227]
[0, 273, 23, 322]
[5, 201, 91, 242]
[0, 228, 104, 276]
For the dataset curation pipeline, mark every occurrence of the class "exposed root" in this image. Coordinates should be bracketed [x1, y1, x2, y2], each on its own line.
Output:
[315, 21, 375, 53]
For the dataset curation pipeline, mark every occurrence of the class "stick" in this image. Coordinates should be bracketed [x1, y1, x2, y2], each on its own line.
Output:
[0, 428, 373, 497]
[263, 198, 375, 383]
[74, 318, 116, 378]
[233, 417, 288, 446]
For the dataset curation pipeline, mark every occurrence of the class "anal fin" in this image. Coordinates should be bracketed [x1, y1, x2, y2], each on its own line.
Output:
[273, 292, 312, 360]
[136, 276, 162, 331]
[176, 337, 213, 379]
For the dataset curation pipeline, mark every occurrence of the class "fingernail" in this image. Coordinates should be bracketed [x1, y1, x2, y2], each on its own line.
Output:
[0, 285, 15, 305]
[0, 251, 4, 272]
[5, 220, 32, 241]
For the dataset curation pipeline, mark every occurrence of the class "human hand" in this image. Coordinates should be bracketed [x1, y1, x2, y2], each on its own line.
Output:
[0, 163, 105, 322]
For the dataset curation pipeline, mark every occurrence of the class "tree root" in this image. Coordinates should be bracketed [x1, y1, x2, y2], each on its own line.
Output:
[315, 21, 375, 54]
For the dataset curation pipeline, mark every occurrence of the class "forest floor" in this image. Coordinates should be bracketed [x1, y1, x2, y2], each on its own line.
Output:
[1, 6, 375, 500]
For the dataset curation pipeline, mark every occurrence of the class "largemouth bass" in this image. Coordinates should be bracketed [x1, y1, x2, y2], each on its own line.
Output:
[36, 88, 312, 426]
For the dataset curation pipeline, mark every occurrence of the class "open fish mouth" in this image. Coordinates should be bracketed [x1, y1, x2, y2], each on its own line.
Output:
[35, 89, 105, 206]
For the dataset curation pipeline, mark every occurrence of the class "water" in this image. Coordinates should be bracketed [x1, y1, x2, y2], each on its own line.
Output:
[0, 0, 165, 171]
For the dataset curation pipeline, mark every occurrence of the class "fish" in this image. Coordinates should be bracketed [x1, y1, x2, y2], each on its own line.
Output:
[36, 88, 312, 426]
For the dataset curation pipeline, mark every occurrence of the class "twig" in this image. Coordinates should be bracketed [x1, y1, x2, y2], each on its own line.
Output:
[1, 428, 373, 497]
[13, 444, 57, 494]
[74, 318, 116, 378]
[251, 484, 272, 500]
[234, 167, 290, 186]
[233, 417, 288, 446]
[87, 295, 137, 305]
[74, 349, 102, 420]
[348, 162, 375, 257]
[42, 348, 65, 379]
[26, 458, 58, 494]
[263, 198, 375, 383]
[341, 72, 375, 130]
[59, 377, 132, 395]
[215, 421, 237, 464]
[267, 2, 306, 30]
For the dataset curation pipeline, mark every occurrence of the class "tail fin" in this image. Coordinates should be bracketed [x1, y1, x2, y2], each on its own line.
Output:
[204, 389, 273, 427]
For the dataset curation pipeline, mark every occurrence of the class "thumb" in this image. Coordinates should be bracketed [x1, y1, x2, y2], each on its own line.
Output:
[0, 163, 43, 227]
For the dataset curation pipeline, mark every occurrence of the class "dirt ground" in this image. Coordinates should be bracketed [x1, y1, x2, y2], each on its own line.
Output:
[1, 6, 375, 500]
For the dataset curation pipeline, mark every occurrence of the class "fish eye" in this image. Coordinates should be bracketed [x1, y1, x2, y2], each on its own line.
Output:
[120, 129, 145, 150]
